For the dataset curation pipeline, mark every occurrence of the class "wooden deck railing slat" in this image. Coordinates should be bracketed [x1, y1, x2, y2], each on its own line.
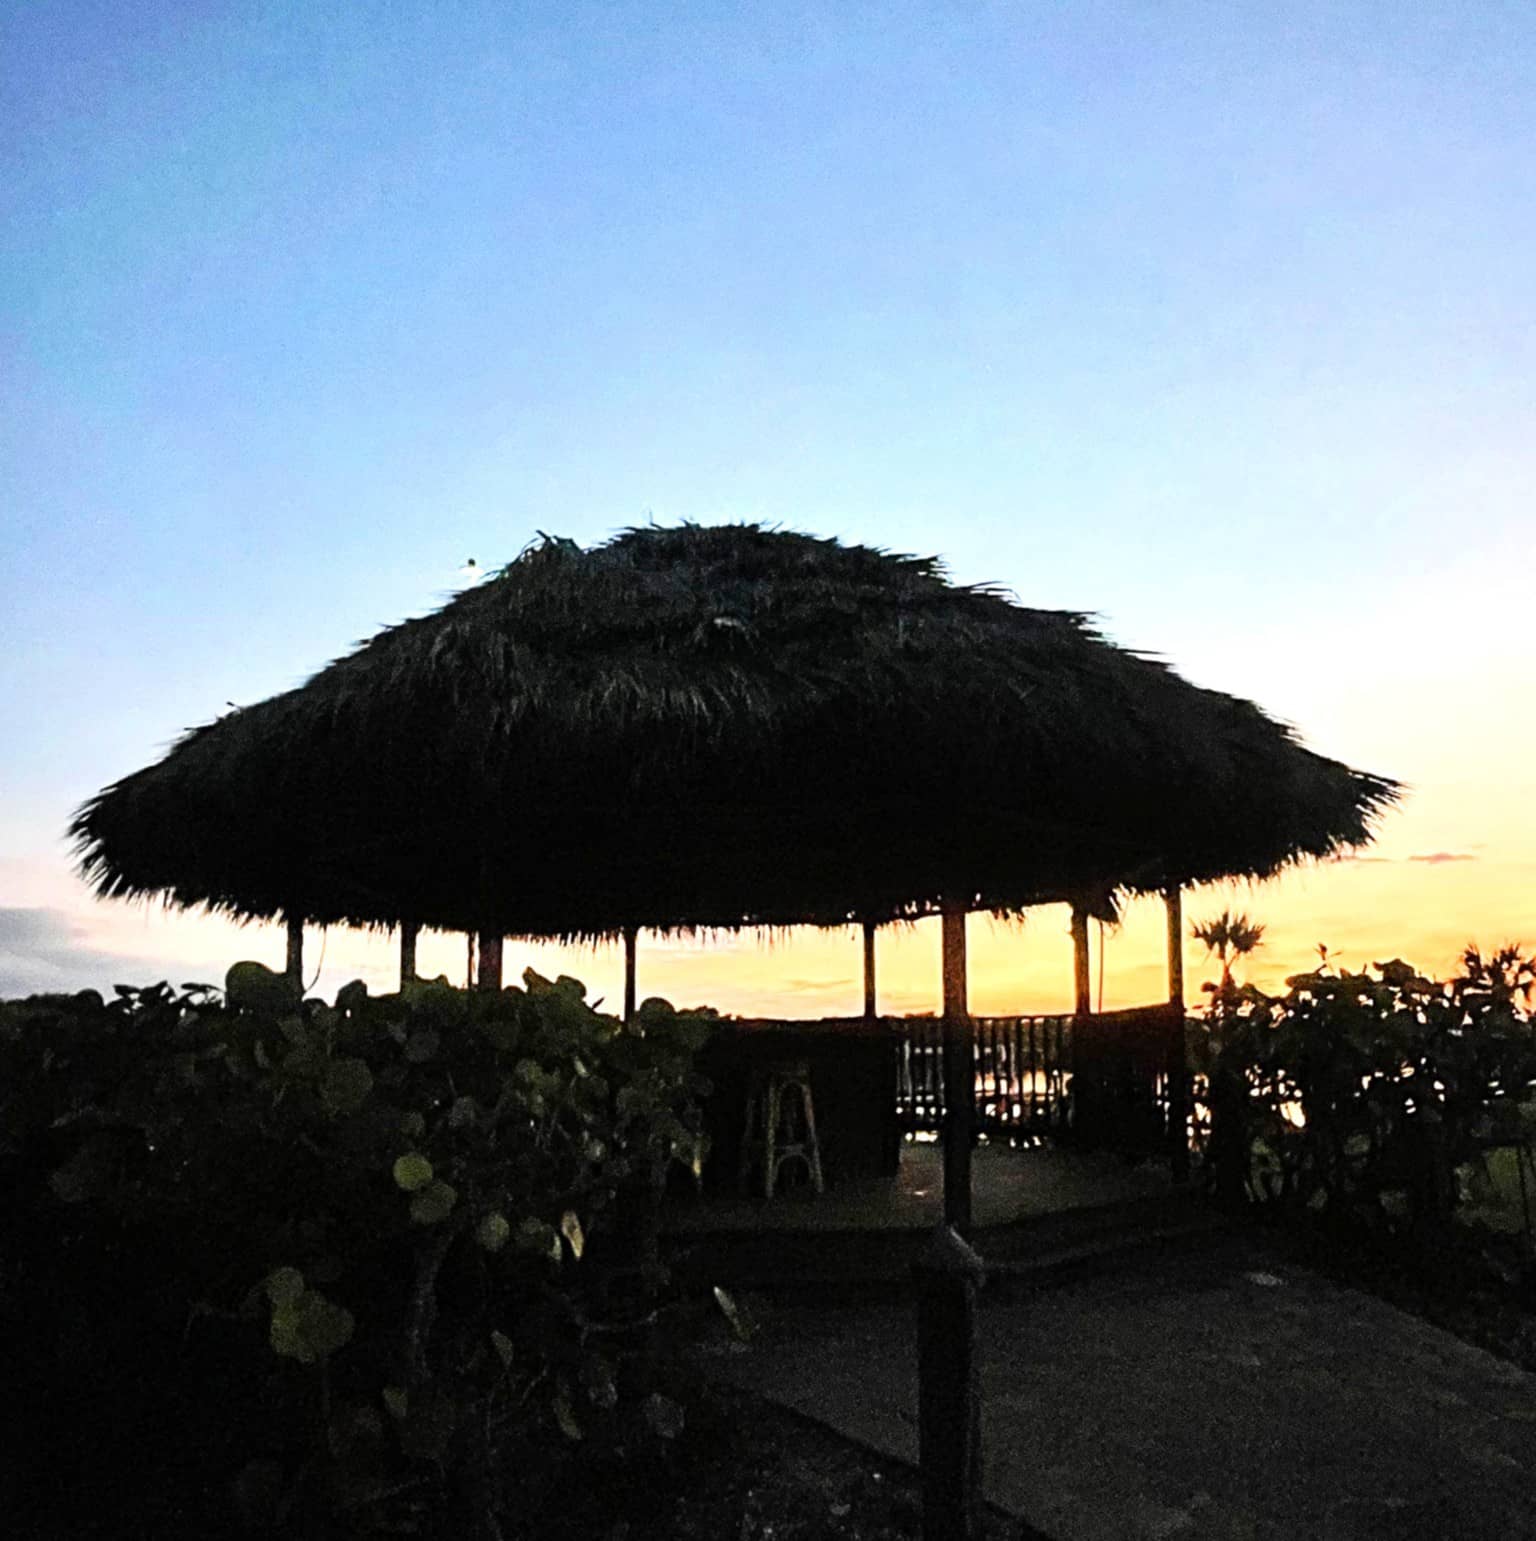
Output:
[892, 1005, 1182, 1158]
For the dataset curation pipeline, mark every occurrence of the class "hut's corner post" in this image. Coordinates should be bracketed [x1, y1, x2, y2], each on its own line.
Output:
[623, 925, 638, 1025]
[915, 1223, 985, 1541]
[285, 915, 304, 993]
[476, 931, 503, 991]
[941, 902, 973, 1236]
[862, 918, 878, 1022]
[1070, 902, 1092, 1017]
[616, 924, 664, 1280]
[1165, 884, 1191, 1184]
[400, 922, 419, 990]
[1068, 901, 1094, 1148]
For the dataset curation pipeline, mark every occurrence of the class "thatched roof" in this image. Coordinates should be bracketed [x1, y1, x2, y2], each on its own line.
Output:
[71, 524, 1398, 939]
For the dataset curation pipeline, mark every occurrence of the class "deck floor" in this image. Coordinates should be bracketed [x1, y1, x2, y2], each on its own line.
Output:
[663, 1137, 1173, 1235]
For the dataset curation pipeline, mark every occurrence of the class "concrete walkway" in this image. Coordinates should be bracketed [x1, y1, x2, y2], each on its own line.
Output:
[697, 1232, 1536, 1541]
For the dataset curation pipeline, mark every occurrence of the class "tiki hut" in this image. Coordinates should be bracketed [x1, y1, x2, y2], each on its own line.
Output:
[72, 523, 1398, 1222]
[73, 524, 1395, 935]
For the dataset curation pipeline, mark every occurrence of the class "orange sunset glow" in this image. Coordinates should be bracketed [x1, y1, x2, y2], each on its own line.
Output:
[22, 772, 1532, 1018]
[14, 532, 1529, 1015]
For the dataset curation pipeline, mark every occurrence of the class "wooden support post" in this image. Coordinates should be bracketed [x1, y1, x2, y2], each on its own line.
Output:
[476, 931, 503, 991]
[1166, 884, 1185, 1006]
[623, 925, 638, 1024]
[862, 919, 878, 1021]
[941, 902, 973, 1236]
[1070, 903, 1092, 1018]
[400, 922, 419, 989]
[1067, 904, 1094, 1147]
[915, 1223, 986, 1541]
[285, 915, 304, 993]
[1165, 884, 1191, 1184]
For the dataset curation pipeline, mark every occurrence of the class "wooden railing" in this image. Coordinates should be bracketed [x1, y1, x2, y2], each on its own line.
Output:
[895, 1014, 1072, 1139]
[894, 1004, 1183, 1159]
[700, 1009, 1185, 1175]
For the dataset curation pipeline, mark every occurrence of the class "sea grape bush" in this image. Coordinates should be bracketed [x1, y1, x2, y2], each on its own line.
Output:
[1193, 946, 1536, 1233]
[0, 965, 714, 1536]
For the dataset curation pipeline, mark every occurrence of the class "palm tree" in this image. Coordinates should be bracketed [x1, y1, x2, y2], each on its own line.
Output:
[1456, 943, 1535, 1013]
[1191, 909, 1267, 1209]
[1191, 909, 1266, 994]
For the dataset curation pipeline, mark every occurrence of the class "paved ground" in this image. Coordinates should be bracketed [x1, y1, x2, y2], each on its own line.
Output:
[698, 1232, 1536, 1541]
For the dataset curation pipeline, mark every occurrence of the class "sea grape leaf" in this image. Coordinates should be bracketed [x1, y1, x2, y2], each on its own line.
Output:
[264, 1267, 306, 1307]
[270, 1287, 354, 1363]
[225, 960, 300, 1015]
[409, 1179, 457, 1225]
[560, 1210, 585, 1261]
[553, 1391, 583, 1441]
[712, 1285, 756, 1343]
[335, 979, 369, 1013]
[320, 1057, 373, 1115]
[476, 1212, 510, 1252]
[393, 1152, 434, 1191]
[515, 1218, 561, 1262]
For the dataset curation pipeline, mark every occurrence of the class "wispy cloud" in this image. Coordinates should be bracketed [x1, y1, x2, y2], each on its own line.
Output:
[782, 976, 854, 998]
[0, 907, 204, 998]
[1408, 852, 1478, 865]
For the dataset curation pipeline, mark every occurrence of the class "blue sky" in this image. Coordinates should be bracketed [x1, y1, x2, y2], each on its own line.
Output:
[4, 1, 1534, 1005]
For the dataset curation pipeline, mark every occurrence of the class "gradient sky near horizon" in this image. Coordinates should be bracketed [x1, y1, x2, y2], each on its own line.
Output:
[4, 1, 1534, 1013]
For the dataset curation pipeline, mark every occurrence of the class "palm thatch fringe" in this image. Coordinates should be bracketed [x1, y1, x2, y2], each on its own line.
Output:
[71, 524, 1398, 940]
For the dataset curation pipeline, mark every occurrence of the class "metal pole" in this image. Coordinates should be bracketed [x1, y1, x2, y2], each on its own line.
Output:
[400, 922, 419, 988]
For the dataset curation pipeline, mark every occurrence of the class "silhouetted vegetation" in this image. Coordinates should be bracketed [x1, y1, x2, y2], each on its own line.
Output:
[11, 934, 1533, 1535]
[1192, 942, 1536, 1276]
[1, 967, 713, 1538]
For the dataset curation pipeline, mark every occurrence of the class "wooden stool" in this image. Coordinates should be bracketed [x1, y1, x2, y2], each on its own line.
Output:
[739, 1059, 826, 1198]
